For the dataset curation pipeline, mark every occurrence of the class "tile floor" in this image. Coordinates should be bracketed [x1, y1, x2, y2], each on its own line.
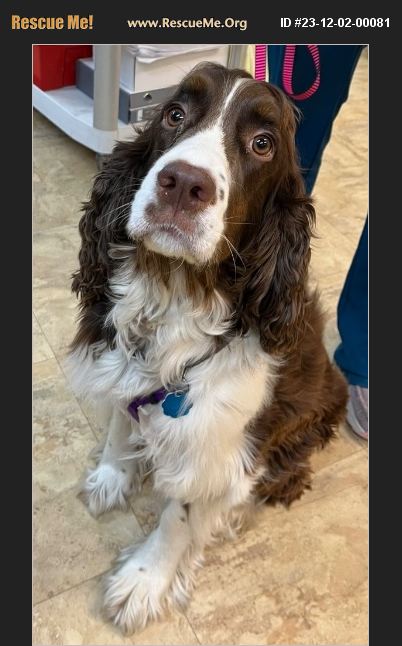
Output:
[33, 51, 368, 645]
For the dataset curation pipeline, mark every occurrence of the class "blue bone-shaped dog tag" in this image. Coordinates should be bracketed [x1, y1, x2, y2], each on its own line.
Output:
[162, 390, 193, 418]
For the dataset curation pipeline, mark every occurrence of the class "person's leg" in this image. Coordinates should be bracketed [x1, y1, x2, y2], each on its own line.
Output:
[268, 45, 363, 193]
[268, 45, 368, 438]
[334, 219, 368, 438]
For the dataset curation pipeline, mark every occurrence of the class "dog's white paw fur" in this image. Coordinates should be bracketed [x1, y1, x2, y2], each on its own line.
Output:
[78, 464, 134, 517]
[103, 532, 198, 634]
[103, 544, 175, 633]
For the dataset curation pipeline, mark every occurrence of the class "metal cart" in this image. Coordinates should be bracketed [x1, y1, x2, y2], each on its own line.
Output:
[33, 45, 249, 165]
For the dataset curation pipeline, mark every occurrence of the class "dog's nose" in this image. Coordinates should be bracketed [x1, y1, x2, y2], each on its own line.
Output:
[157, 161, 216, 213]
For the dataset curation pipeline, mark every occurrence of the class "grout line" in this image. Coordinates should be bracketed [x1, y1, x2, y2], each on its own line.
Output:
[51, 347, 152, 534]
[34, 484, 367, 609]
[33, 569, 109, 607]
[259, 443, 365, 517]
[32, 323, 102, 462]
[53, 351, 99, 447]
[35, 566, 201, 646]
[35, 318, 146, 532]
[182, 614, 202, 645]
[295, 472, 367, 511]
[127, 501, 147, 538]
[33, 314, 56, 365]
[315, 442, 363, 470]
[50, 352, 150, 532]
[32, 356, 56, 366]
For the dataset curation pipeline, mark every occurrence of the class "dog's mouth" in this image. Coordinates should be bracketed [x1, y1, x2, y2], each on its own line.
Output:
[140, 218, 200, 263]
[145, 202, 199, 236]
[150, 223, 192, 244]
[155, 224, 190, 243]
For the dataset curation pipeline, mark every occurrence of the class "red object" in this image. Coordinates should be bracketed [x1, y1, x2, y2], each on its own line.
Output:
[33, 45, 93, 91]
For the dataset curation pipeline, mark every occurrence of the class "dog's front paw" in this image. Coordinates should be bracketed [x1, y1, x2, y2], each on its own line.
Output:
[78, 464, 133, 517]
[103, 545, 171, 633]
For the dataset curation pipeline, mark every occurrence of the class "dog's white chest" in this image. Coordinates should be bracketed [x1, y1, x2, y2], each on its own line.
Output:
[129, 333, 277, 502]
[68, 266, 279, 501]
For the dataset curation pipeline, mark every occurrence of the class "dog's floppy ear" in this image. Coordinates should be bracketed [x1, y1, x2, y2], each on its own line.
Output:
[239, 89, 315, 355]
[71, 123, 158, 307]
[252, 187, 314, 355]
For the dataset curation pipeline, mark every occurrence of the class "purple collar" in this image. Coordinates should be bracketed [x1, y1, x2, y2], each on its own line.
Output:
[127, 388, 167, 422]
[127, 336, 233, 422]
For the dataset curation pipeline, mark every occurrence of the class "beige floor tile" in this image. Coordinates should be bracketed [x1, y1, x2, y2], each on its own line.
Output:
[33, 225, 80, 289]
[33, 133, 95, 172]
[320, 279, 344, 359]
[319, 137, 367, 176]
[314, 183, 367, 243]
[33, 358, 96, 503]
[33, 133, 96, 231]
[186, 485, 367, 645]
[312, 51, 367, 282]
[33, 577, 198, 646]
[33, 487, 143, 604]
[33, 178, 90, 232]
[33, 314, 54, 363]
[307, 271, 344, 361]
[310, 267, 345, 294]
[53, 349, 106, 439]
[294, 446, 367, 509]
[129, 477, 167, 535]
[319, 276, 346, 316]
[34, 290, 77, 353]
[323, 318, 341, 361]
[33, 109, 69, 139]
[76, 397, 105, 439]
[33, 226, 80, 351]
[309, 420, 362, 469]
[310, 217, 356, 280]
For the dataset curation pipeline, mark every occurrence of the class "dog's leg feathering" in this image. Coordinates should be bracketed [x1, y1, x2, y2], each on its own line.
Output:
[78, 408, 139, 517]
[103, 499, 192, 633]
[102, 495, 245, 634]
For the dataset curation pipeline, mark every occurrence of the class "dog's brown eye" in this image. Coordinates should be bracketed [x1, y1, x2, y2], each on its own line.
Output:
[251, 135, 273, 156]
[165, 107, 185, 127]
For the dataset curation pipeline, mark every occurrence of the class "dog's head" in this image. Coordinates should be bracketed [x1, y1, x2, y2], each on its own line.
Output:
[127, 63, 309, 265]
[73, 63, 314, 354]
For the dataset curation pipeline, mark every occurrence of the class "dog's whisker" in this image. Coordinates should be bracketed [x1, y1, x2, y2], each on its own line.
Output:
[170, 258, 185, 273]
[223, 219, 255, 225]
[96, 208, 133, 231]
[218, 233, 237, 282]
[221, 234, 246, 269]
[98, 201, 133, 218]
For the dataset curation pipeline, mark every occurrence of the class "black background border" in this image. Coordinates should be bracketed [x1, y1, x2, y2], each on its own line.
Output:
[3, 1, 400, 643]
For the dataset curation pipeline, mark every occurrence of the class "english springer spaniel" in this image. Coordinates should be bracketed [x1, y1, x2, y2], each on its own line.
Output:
[66, 63, 348, 633]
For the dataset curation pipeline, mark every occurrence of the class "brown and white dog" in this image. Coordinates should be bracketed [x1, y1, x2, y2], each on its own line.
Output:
[66, 63, 348, 633]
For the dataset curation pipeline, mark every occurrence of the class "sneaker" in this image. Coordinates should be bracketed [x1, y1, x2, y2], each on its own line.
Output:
[346, 385, 368, 440]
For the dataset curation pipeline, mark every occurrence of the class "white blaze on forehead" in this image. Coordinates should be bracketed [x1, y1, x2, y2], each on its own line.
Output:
[127, 76, 253, 263]
[219, 77, 250, 122]
[147, 78, 251, 174]
[135, 77, 249, 188]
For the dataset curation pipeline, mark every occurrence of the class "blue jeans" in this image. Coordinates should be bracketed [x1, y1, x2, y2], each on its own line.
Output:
[268, 45, 367, 387]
